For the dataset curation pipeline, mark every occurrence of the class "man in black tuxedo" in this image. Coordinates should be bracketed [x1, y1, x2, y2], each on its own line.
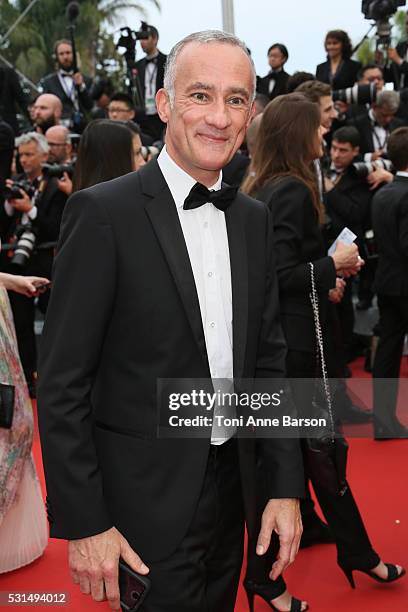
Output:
[0, 132, 67, 394]
[135, 25, 167, 141]
[0, 65, 29, 135]
[347, 90, 404, 160]
[257, 43, 291, 101]
[39, 39, 93, 131]
[372, 126, 408, 439]
[37, 30, 304, 612]
[325, 126, 373, 352]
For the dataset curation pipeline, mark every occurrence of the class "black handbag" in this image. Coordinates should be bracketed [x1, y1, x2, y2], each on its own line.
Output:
[0, 382, 15, 429]
[303, 262, 349, 497]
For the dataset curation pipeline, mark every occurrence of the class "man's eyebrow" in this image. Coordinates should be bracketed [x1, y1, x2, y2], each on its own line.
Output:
[186, 83, 250, 98]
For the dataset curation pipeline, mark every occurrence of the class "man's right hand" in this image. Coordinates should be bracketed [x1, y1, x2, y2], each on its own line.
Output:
[68, 526, 149, 611]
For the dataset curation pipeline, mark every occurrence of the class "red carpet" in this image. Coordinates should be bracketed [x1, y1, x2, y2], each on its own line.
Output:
[1, 358, 407, 611]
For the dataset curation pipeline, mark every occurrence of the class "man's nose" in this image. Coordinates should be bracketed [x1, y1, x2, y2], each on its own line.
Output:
[206, 101, 231, 129]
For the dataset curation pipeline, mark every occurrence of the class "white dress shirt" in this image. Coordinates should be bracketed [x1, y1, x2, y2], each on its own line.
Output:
[157, 146, 235, 444]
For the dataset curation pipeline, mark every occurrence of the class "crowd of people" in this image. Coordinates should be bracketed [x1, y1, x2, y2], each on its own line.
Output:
[0, 16, 407, 612]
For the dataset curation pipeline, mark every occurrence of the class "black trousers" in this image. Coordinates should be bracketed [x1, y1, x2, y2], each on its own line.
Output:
[246, 349, 379, 593]
[373, 293, 408, 428]
[140, 438, 245, 612]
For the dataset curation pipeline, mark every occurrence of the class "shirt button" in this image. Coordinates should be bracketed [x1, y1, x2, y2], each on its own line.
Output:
[208, 271, 213, 277]
[210, 322, 215, 328]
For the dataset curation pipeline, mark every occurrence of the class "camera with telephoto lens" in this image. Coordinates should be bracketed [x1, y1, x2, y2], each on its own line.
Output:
[4, 179, 36, 201]
[42, 162, 75, 179]
[353, 158, 393, 178]
[333, 83, 377, 106]
[11, 222, 37, 267]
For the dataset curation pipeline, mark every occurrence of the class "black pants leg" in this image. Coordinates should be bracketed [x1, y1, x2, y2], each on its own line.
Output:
[373, 294, 408, 429]
[141, 439, 244, 612]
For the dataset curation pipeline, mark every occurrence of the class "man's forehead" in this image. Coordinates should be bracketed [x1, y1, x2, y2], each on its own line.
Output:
[175, 42, 253, 91]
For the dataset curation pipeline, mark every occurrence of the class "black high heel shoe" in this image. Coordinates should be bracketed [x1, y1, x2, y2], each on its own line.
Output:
[339, 563, 406, 589]
[243, 579, 308, 612]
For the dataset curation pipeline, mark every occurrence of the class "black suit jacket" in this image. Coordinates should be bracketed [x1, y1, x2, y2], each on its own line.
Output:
[256, 177, 336, 353]
[257, 70, 290, 100]
[372, 175, 408, 296]
[347, 110, 405, 156]
[135, 51, 167, 104]
[0, 66, 29, 134]
[316, 58, 361, 90]
[37, 160, 304, 561]
[325, 165, 373, 251]
[39, 72, 93, 119]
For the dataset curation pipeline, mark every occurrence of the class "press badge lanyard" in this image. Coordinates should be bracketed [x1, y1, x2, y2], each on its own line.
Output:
[58, 72, 79, 111]
[145, 60, 157, 115]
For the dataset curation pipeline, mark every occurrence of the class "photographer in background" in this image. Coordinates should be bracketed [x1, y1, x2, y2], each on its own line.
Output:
[347, 90, 404, 161]
[0, 132, 67, 396]
[45, 125, 73, 196]
[372, 126, 408, 439]
[0, 120, 14, 190]
[135, 25, 167, 141]
[257, 43, 291, 100]
[39, 40, 93, 131]
[325, 126, 373, 345]
[90, 78, 114, 119]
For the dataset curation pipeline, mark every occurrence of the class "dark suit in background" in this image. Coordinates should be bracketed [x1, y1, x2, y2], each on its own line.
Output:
[347, 111, 405, 157]
[39, 72, 93, 128]
[256, 69, 290, 100]
[37, 160, 304, 611]
[0, 66, 29, 135]
[247, 177, 380, 590]
[372, 175, 408, 436]
[0, 175, 67, 383]
[135, 51, 167, 140]
[0, 121, 14, 191]
[316, 58, 361, 90]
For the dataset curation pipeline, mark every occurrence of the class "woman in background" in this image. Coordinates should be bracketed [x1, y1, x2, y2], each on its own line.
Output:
[241, 94, 405, 612]
[0, 270, 49, 572]
[72, 119, 145, 192]
[316, 30, 361, 90]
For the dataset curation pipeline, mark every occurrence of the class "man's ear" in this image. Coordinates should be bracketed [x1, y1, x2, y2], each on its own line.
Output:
[246, 101, 256, 129]
[156, 88, 170, 124]
[354, 146, 360, 157]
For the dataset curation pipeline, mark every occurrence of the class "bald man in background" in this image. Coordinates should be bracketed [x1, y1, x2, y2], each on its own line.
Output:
[45, 125, 72, 164]
[32, 94, 62, 134]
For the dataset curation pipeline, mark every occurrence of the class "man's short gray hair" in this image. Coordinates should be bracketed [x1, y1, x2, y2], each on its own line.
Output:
[376, 89, 400, 112]
[163, 30, 256, 106]
[15, 131, 49, 154]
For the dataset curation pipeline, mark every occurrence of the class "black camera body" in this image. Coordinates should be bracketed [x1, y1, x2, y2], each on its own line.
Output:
[116, 22, 149, 56]
[42, 162, 75, 179]
[4, 179, 36, 201]
[362, 0, 406, 20]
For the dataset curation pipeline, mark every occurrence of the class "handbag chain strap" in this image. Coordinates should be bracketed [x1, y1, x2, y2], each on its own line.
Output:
[308, 262, 335, 441]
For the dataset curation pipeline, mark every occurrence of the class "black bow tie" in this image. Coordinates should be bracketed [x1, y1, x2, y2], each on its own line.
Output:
[269, 71, 281, 78]
[60, 70, 74, 77]
[183, 182, 238, 212]
[145, 56, 157, 64]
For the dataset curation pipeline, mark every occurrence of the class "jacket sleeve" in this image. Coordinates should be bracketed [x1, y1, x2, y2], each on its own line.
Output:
[264, 179, 336, 296]
[255, 206, 305, 499]
[37, 189, 116, 540]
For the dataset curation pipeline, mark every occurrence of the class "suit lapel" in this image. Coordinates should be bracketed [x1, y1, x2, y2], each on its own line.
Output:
[141, 161, 209, 370]
[225, 197, 248, 379]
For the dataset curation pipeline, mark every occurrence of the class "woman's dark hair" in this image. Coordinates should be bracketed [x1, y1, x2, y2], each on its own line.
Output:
[325, 30, 353, 60]
[72, 119, 134, 191]
[241, 93, 324, 223]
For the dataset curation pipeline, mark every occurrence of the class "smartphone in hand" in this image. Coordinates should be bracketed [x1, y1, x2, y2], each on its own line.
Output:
[119, 560, 151, 611]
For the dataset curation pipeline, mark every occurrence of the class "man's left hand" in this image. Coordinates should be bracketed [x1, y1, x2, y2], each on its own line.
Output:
[256, 498, 302, 580]
[9, 189, 33, 213]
